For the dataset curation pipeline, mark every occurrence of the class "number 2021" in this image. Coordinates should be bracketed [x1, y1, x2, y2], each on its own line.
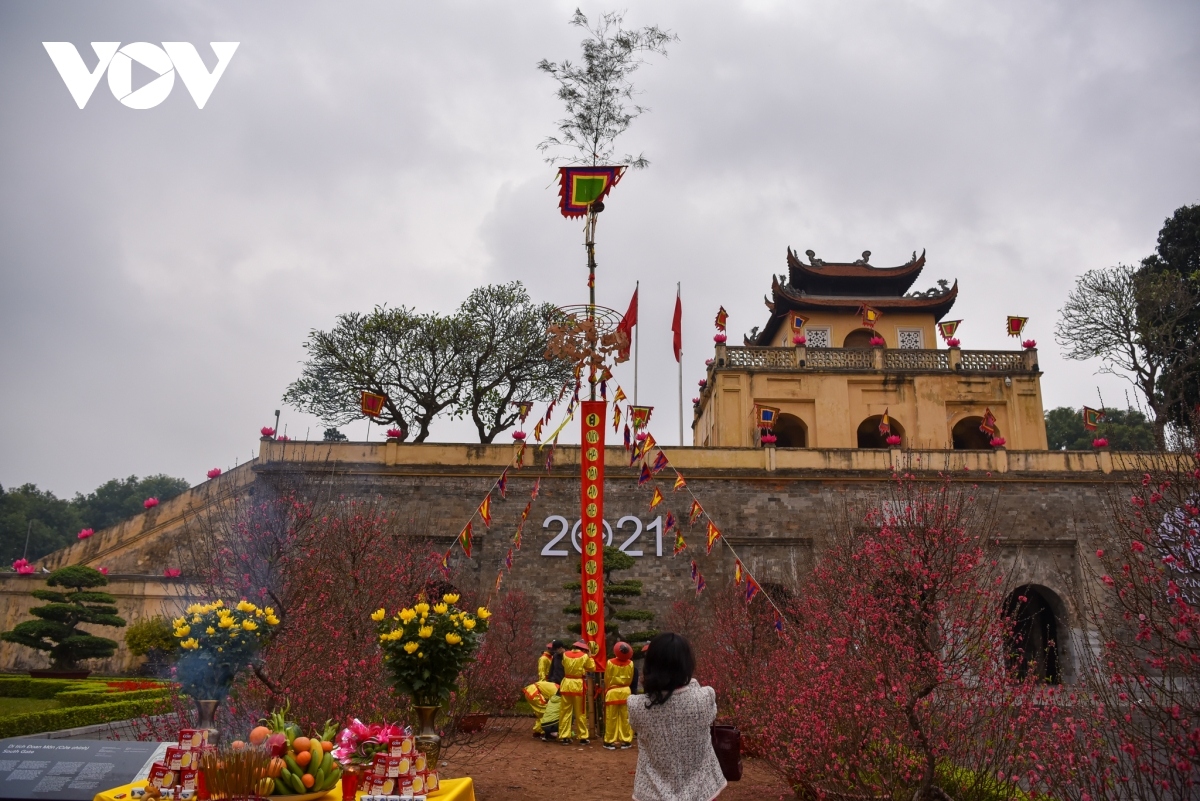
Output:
[540, 516, 665, 558]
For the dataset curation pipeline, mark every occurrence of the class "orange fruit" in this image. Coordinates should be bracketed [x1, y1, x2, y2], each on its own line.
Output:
[321, 741, 333, 752]
[249, 726, 271, 745]
[301, 774, 315, 788]
[295, 750, 311, 767]
[231, 741, 245, 750]
[292, 736, 311, 753]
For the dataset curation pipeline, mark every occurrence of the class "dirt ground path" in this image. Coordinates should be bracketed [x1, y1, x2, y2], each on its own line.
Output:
[440, 718, 795, 801]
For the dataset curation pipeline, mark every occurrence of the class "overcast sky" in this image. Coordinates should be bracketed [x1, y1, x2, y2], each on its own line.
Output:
[1, 0, 1197, 497]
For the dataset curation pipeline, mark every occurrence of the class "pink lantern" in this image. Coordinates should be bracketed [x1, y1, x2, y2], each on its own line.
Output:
[989, 437, 1007, 448]
[385, 428, 405, 439]
[78, 528, 94, 540]
[945, 337, 961, 347]
[277, 434, 291, 441]
[143, 497, 159, 509]
[163, 568, 182, 578]
[206, 468, 222, 479]
[886, 435, 902, 447]
[98, 567, 109, 575]
[512, 430, 527, 440]
[260, 426, 276, 438]
[13, 558, 35, 575]
[869, 336, 886, 347]
[1093, 437, 1109, 448]
[1022, 339, 1037, 349]
[713, 333, 727, 343]
[792, 334, 806, 345]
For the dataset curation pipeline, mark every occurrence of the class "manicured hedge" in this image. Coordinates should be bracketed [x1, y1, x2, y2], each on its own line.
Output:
[0, 695, 172, 739]
[56, 687, 172, 708]
[0, 678, 100, 699]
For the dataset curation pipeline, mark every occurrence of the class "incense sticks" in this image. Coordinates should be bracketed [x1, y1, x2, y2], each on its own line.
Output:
[198, 745, 271, 800]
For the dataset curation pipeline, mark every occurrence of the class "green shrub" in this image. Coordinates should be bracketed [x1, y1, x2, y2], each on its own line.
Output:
[55, 687, 172, 708]
[124, 617, 178, 657]
[0, 678, 31, 697]
[0, 566, 126, 670]
[0, 695, 171, 739]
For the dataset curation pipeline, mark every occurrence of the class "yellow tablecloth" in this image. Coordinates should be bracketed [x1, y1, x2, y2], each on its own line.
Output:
[93, 776, 475, 801]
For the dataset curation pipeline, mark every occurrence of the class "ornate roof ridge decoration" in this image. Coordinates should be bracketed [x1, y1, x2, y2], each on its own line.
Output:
[785, 247, 927, 297]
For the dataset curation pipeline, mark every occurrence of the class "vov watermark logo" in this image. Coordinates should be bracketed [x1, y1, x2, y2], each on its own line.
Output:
[43, 42, 239, 109]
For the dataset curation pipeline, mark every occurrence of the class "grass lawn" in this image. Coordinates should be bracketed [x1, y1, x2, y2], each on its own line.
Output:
[0, 697, 61, 718]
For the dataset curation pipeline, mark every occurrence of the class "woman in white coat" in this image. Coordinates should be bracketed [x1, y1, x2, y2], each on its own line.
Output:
[627, 633, 726, 801]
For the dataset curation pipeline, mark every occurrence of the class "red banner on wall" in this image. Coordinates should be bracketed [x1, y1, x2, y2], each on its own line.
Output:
[580, 400, 607, 668]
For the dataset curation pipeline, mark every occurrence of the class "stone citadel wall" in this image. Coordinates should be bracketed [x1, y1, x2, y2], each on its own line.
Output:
[3, 439, 1151, 678]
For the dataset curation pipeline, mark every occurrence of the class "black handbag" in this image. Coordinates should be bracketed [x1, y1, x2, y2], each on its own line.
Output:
[710, 724, 743, 781]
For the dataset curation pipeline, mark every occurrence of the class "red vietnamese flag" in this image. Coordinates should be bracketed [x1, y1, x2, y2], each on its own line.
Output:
[672, 288, 683, 362]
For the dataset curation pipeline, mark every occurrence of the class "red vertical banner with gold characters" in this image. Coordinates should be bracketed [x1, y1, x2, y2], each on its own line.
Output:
[580, 400, 607, 669]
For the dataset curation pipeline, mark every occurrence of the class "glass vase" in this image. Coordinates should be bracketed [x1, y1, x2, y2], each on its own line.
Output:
[413, 705, 441, 767]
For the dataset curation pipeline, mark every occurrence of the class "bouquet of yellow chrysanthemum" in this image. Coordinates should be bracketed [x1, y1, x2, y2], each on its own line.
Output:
[374, 594, 490, 706]
[173, 599, 280, 700]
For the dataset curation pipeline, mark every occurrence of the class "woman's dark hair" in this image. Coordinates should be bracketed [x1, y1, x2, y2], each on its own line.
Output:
[642, 632, 694, 708]
[547, 651, 565, 685]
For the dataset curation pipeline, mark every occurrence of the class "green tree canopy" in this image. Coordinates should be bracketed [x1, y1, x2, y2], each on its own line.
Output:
[73, 474, 190, 531]
[1044, 407, 1157, 451]
[1, 565, 126, 670]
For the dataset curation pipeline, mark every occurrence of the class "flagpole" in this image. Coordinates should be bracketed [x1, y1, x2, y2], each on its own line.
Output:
[677, 282, 684, 446]
[634, 280, 640, 406]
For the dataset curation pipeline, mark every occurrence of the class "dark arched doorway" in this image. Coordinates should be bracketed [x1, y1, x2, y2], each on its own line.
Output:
[857, 415, 904, 448]
[952, 416, 997, 449]
[1005, 585, 1060, 684]
[774, 413, 807, 448]
[843, 328, 878, 348]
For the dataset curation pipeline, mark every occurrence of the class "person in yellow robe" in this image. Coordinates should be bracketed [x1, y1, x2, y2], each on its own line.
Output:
[524, 640, 564, 736]
[538, 642, 554, 682]
[603, 641, 635, 749]
[558, 640, 596, 744]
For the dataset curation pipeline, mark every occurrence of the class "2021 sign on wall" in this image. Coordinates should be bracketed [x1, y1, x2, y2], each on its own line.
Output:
[43, 42, 239, 109]
[540, 515, 668, 558]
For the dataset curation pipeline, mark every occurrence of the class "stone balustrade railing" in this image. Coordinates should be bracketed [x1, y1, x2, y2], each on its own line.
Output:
[717, 345, 1037, 374]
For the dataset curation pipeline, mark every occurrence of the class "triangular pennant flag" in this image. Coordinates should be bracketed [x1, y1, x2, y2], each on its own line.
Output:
[520, 501, 532, 522]
[513, 522, 524, 550]
[440, 549, 452, 577]
[495, 571, 504, 591]
[479, 495, 492, 527]
[745, 576, 760, 603]
[651, 452, 669, 474]
[638, 463, 653, 486]
[514, 441, 525, 469]
[688, 500, 704, 526]
[690, 560, 699, 582]
[673, 530, 687, 556]
[629, 406, 653, 430]
[458, 522, 473, 558]
[623, 424, 632, 451]
[706, 521, 721, 554]
[649, 486, 664, 511]
[545, 443, 556, 471]
[514, 401, 534, 422]
[531, 479, 541, 500]
[1006, 316, 1028, 337]
[613, 387, 627, 403]
[497, 469, 508, 499]
[533, 419, 544, 442]
[696, 574, 707, 595]
[504, 549, 514, 570]
[734, 559, 744, 585]
[980, 407, 997, 435]
[664, 511, 677, 535]
[879, 409, 891, 436]
[937, 320, 961, 341]
[641, 433, 657, 458]
[613, 404, 622, 433]
[673, 473, 686, 492]
[773, 609, 784, 633]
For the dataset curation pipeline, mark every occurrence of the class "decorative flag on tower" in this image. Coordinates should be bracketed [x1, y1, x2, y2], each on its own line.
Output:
[638, 463, 653, 486]
[688, 500, 704, 526]
[858, 304, 883, 328]
[532, 418, 544, 442]
[613, 386, 626, 403]
[673, 473, 686, 492]
[514, 401, 534, 422]
[937, 320, 961, 341]
[791, 313, 808, 337]
[615, 287, 638, 363]
[478, 495, 492, 527]
[714, 306, 728, 332]
[612, 404, 622, 432]
[496, 469, 508, 499]
[360, 391, 387, 417]
[458, 522, 473, 558]
[757, 406, 780, 430]
[980, 408, 998, 435]
[639, 433, 657, 460]
[1082, 406, 1104, 431]
[879, 409, 892, 436]
[630, 406, 653, 430]
[1006, 316, 1028, 337]
[651, 452, 669, 474]
[706, 521, 722, 554]
[556, 166, 625, 218]
[649, 487, 664, 511]
[672, 289, 683, 362]
[734, 559, 744, 585]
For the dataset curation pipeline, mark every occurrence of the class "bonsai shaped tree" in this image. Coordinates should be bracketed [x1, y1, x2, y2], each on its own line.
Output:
[1, 565, 126, 671]
[563, 546, 656, 652]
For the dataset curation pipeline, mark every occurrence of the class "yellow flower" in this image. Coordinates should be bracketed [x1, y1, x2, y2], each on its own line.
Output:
[265, 615, 280, 626]
[242, 620, 258, 631]
[264, 607, 275, 617]
[255, 608, 263, 617]
[477, 607, 491, 620]
[206, 626, 216, 635]
[173, 625, 190, 638]
[389, 630, 405, 642]
[371, 608, 387, 622]
[185, 604, 201, 615]
[180, 638, 199, 650]
[229, 629, 239, 637]
[445, 632, 462, 645]
[399, 608, 417, 623]
[433, 603, 448, 615]
[173, 617, 186, 628]
[463, 618, 476, 630]
[414, 602, 430, 616]
[214, 600, 224, 608]
[192, 614, 202, 624]
[442, 593, 460, 605]
[418, 652, 424, 658]
[218, 617, 234, 629]
[217, 646, 224, 652]
[380, 633, 388, 642]
[403, 641, 419, 654]
[236, 600, 256, 613]
[418, 626, 433, 639]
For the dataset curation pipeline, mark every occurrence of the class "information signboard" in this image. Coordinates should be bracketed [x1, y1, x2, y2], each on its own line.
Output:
[0, 739, 168, 801]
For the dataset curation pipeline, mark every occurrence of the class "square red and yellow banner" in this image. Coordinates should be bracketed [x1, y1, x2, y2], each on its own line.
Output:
[580, 400, 607, 668]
